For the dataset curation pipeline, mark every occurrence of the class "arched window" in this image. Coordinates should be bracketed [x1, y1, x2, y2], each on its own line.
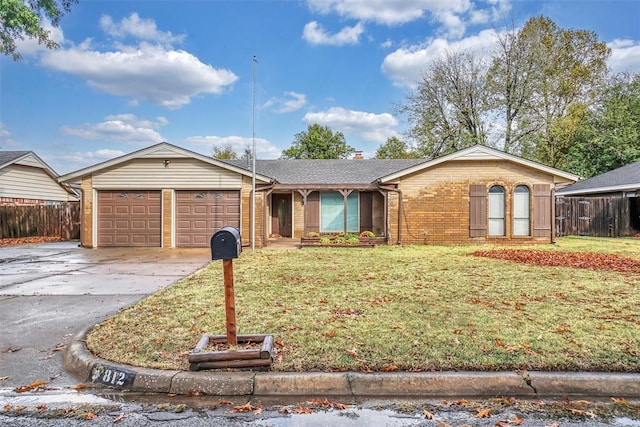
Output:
[488, 185, 505, 236]
[513, 185, 530, 236]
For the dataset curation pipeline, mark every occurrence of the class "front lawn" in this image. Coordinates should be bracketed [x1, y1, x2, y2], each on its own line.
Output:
[87, 236, 640, 372]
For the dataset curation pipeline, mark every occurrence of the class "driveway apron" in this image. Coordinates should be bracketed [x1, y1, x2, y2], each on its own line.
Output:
[0, 242, 209, 389]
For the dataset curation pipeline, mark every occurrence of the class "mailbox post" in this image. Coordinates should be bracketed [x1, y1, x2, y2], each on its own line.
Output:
[189, 226, 273, 371]
[211, 226, 242, 346]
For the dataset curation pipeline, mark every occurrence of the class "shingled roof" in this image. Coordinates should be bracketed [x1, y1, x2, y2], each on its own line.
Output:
[557, 161, 640, 196]
[0, 151, 31, 168]
[225, 159, 427, 185]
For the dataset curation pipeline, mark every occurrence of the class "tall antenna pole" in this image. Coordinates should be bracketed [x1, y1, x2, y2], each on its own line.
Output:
[251, 56, 257, 252]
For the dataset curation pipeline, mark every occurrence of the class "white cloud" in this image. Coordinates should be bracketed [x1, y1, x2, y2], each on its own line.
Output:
[40, 42, 238, 109]
[100, 13, 185, 45]
[15, 22, 65, 57]
[303, 107, 399, 143]
[303, 21, 365, 46]
[608, 39, 640, 73]
[0, 123, 19, 148]
[262, 92, 307, 113]
[185, 135, 281, 159]
[59, 114, 166, 145]
[48, 149, 127, 174]
[306, 0, 510, 39]
[381, 28, 497, 88]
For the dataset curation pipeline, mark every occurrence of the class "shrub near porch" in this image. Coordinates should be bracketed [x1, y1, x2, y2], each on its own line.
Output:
[87, 237, 640, 372]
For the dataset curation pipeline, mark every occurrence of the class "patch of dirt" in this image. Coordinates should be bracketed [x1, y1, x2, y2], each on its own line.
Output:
[0, 237, 64, 247]
[472, 249, 640, 274]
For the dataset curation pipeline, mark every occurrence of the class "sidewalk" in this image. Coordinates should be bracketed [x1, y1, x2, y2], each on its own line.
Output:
[64, 326, 640, 399]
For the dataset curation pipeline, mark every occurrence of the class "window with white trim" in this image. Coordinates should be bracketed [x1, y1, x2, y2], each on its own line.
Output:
[513, 185, 530, 236]
[488, 185, 505, 236]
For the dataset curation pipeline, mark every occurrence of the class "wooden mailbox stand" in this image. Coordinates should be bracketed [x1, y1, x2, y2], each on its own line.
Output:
[188, 228, 273, 371]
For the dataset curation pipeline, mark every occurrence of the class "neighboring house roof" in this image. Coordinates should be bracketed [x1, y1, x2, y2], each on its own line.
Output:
[0, 151, 57, 177]
[58, 142, 273, 184]
[379, 145, 580, 183]
[225, 159, 426, 185]
[0, 150, 79, 200]
[0, 151, 32, 168]
[556, 161, 640, 196]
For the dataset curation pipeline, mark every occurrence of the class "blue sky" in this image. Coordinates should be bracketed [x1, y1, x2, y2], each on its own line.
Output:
[1, 0, 639, 175]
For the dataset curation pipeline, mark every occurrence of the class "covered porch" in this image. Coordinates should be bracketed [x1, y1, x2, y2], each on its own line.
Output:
[258, 183, 403, 246]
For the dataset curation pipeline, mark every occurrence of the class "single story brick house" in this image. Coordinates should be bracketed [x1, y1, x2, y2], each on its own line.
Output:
[0, 151, 78, 206]
[58, 142, 579, 248]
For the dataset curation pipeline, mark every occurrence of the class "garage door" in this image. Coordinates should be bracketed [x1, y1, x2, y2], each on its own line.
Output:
[175, 190, 240, 247]
[98, 191, 161, 247]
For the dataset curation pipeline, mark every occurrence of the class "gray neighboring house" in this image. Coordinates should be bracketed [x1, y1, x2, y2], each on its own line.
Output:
[556, 161, 640, 197]
[0, 151, 78, 206]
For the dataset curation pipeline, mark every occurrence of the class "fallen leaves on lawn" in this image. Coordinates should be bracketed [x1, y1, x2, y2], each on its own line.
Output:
[475, 408, 492, 418]
[473, 249, 640, 274]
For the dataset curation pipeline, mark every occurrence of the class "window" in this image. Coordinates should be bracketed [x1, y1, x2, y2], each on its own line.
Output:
[488, 186, 505, 236]
[513, 185, 530, 236]
[320, 192, 358, 232]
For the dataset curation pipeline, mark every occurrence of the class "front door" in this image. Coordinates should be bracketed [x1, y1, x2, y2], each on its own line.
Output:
[272, 193, 292, 237]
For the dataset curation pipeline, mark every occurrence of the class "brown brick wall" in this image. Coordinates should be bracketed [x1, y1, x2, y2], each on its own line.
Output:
[162, 189, 173, 248]
[394, 160, 555, 245]
[293, 192, 305, 238]
[80, 177, 93, 247]
[241, 177, 264, 248]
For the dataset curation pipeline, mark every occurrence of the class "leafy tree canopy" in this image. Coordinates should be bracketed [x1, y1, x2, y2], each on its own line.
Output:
[375, 136, 419, 159]
[567, 72, 640, 178]
[280, 124, 355, 159]
[212, 143, 239, 160]
[1, 0, 77, 60]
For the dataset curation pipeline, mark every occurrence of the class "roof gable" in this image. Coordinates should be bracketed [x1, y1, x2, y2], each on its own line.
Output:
[0, 151, 60, 178]
[557, 161, 640, 195]
[379, 145, 580, 183]
[58, 142, 272, 184]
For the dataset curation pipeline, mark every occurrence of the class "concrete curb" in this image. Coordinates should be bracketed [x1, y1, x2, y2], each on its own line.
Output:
[64, 328, 640, 398]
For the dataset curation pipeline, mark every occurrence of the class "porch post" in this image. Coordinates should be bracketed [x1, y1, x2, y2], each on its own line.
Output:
[297, 189, 311, 235]
[339, 190, 352, 235]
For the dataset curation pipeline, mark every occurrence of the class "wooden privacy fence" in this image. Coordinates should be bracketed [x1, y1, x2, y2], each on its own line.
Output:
[555, 196, 640, 237]
[0, 203, 80, 240]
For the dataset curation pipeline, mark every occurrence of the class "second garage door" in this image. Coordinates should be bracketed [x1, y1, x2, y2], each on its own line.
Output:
[175, 190, 240, 247]
[98, 191, 161, 247]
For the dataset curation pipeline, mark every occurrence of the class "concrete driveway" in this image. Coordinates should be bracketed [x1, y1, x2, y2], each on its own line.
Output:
[0, 241, 210, 390]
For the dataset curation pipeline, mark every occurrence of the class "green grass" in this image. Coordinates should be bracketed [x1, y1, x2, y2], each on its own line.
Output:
[87, 236, 640, 372]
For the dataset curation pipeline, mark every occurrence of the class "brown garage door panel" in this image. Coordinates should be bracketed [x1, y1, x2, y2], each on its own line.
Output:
[98, 191, 161, 247]
[175, 190, 240, 247]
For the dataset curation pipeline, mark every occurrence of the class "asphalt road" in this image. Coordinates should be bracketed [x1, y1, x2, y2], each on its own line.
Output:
[0, 241, 210, 390]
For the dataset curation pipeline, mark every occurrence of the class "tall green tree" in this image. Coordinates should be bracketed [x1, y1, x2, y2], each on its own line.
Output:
[374, 136, 418, 159]
[212, 143, 239, 160]
[521, 16, 610, 168]
[1, 0, 77, 60]
[280, 124, 355, 159]
[399, 50, 489, 159]
[400, 16, 611, 168]
[567, 73, 640, 177]
[486, 20, 540, 155]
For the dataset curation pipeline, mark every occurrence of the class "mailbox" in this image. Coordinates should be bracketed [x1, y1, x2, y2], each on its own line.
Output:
[211, 226, 242, 260]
